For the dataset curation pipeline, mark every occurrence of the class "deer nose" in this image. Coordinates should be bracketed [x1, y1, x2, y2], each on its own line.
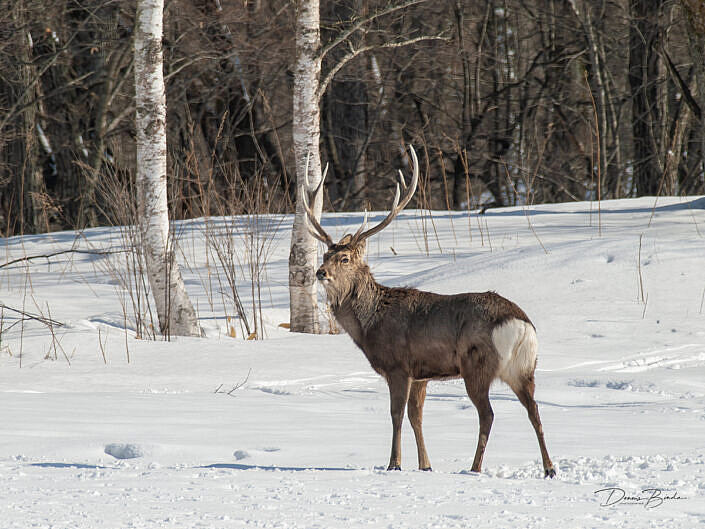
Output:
[316, 268, 327, 280]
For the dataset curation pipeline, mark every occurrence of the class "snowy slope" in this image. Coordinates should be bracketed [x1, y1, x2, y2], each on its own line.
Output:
[1, 196, 704, 528]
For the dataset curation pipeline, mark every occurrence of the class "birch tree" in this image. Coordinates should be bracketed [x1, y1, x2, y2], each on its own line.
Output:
[288, 0, 445, 333]
[289, 0, 324, 333]
[134, 0, 200, 337]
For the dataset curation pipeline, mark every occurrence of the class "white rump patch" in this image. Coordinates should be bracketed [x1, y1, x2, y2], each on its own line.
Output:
[492, 318, 538, 387]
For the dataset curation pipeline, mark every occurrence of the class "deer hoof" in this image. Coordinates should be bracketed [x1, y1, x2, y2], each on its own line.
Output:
[387, 464, 401, 471]
[544, 468, 556, 479]
[420, 466, 432, 472]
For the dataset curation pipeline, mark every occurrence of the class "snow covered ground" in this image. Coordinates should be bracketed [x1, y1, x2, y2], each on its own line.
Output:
[1, 196, 704, 528]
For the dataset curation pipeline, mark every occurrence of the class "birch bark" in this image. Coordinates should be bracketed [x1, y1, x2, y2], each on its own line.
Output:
[134, 0, 200, 337]
[289, 0, 323, 333]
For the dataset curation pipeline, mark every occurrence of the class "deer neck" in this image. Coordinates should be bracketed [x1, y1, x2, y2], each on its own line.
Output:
[330, 269, 382, 341]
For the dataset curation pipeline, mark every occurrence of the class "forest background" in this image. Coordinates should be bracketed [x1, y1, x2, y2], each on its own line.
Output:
[1, 0, 704, 237]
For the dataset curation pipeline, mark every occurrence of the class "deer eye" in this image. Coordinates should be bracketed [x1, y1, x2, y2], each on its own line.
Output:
[340, 256, 350, 264]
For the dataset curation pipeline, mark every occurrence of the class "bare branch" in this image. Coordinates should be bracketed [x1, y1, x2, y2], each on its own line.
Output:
[215, 369, 252, 397]
[319, 0, 430, 60]
[0, 19, 89, 134]
[318, 35, 448, 102]
[0, 303, 64, 328]
[656, 42, 701, 121]
[1, 248, 126, 269]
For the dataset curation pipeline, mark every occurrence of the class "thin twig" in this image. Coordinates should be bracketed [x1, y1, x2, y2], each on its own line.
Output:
[685, 200, 703, 238]
[637, 234, 645, 303]
[98, 328, 107, 364]
[0, 303, 64, 327]
[585, 70, 602, 236]
[45, 304, 70, 366]
[503, 164, 548, 254]
[215, 369, 252, 397]
[1, 248, 125, 269]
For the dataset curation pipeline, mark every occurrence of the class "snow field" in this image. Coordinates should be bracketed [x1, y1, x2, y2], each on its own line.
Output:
[1, 196, 704, 527]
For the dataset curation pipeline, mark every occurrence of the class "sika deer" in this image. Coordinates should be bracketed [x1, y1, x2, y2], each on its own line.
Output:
[301, 146, 555, 477]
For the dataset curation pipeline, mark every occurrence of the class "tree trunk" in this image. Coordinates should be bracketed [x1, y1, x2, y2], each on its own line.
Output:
[628, 0, 663, 196]
[134, 0, 200, 338]
[452, 0, 473, 209]
[662, 95, 692, 195]
[681, 0, 705, 192]
[581, 3, 608, 198]
[15, 2, 48, 235]
[80, 15, 131, 229]
[289, 0, 323, 334]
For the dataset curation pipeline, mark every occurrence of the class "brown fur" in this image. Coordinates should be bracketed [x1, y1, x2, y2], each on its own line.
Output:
[316, 236, 555, 477]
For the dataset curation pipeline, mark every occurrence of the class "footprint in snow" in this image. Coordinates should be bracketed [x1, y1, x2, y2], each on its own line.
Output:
[233, 447, 280, 460]
[233, 450, 250, 460]
[104, 443, 143, 459]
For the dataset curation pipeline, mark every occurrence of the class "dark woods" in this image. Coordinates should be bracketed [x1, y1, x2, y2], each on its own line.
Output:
[1, 0, 703, 236]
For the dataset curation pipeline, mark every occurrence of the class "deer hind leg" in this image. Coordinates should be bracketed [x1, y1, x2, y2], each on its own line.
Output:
[510, 375, 556, 478]
[408, 380, 431, 471]
[461, 346, 496, 473]
[386, 371, 411, 470]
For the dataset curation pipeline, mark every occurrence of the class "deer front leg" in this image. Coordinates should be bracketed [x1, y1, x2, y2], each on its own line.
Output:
[386, 372, 411, 470]
[408, 380, 432, 470]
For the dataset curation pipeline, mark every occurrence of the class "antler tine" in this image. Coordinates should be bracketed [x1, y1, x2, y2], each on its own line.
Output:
[312, 161, 327, 200]
[300, 160, 334, 247]
[400, 144, 419, 208]
[352, 145, 419, 244]
[352, 208, 370, 240]
[397, 169, 407, 191]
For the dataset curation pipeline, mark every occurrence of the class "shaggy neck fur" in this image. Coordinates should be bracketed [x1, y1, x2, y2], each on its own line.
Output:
[326, 263, 383, 334]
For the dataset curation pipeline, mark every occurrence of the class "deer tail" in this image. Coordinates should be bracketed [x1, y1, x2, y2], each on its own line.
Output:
[491, 318, 538, 387]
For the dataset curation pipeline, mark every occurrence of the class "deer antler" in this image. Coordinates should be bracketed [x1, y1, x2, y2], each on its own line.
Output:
[300, 153, 335, 247]
[351, 145, 419, 244]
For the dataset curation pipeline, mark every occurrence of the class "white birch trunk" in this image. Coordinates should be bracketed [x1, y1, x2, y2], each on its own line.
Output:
[289, 0, 323, 333]
[134, 0, 200, 337]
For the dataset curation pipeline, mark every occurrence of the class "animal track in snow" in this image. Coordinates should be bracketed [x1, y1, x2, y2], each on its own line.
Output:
[233, 447, 281, 460]
[598, 345, 705, 373]
[104, 443, 143, 460]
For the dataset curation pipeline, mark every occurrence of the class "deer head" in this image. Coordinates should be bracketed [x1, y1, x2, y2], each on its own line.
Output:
[300, 146, 419, 304]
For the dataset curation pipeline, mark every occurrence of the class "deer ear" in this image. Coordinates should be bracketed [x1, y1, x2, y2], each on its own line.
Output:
[354, 238, 367, 256]
[338, 234, 354, 245]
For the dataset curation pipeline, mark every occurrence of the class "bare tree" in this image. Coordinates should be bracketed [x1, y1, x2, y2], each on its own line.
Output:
[680, 0, 705, 194]
[134, 0, 200, 337]
[322, 0, 369, 210]
[628, 0, 664, 196]
[289, 0, 325, 334]
[2, 1, 703, 239]
[289, 0, 446, 333]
